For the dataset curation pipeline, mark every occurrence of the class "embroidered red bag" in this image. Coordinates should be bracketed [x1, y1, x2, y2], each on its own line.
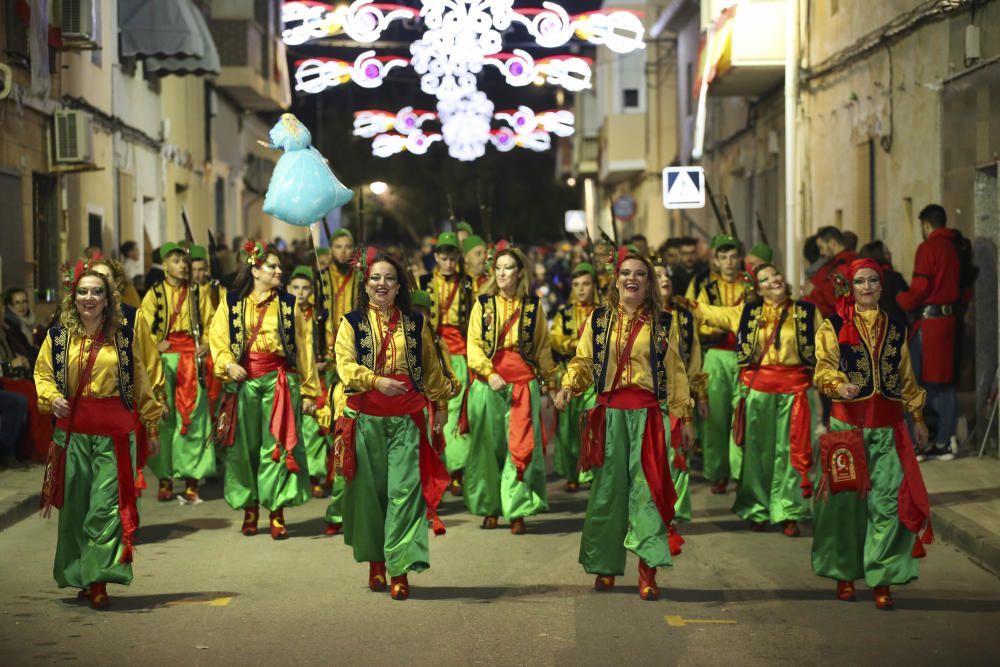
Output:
[213, 392, 238, 447]
[333, 415, 357, 483]
[816, 429, 871, 499]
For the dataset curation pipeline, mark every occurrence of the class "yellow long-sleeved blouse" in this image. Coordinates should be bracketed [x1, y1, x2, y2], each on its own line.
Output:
[334, 305, 452, 408]
[131, 311, 165, 400]
[692, 275, 750, 339]
[695, 301, 824, 367]
[207, 290, 321, 399]
[466, 295, 557, 386]
[300, 302, 336, 360]
[561, 307, 693, 418]
[34, 326, 163, 435]
[549, 302, 596, 360]
[139, 280, 214, 340]
[814, 308, 926, 416]
[668, 308, 708, 399]
[324, 267, 359, 336]
[427, 270, 466, 329]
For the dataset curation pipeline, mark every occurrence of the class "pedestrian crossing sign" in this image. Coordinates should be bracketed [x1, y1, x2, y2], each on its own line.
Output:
[663, 167, 705, 209]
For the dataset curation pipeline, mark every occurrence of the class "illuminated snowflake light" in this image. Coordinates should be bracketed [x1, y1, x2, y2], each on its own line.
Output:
[354, 107, 437, 138]
[282, 1, 418, 46]
[294, 52, 410, 93]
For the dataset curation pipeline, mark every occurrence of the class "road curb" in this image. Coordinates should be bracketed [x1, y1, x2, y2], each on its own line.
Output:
[0, 491, 41, 534]
[931, 505, 1000, 578]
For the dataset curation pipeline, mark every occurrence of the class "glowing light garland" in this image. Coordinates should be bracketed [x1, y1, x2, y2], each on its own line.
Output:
[281, 1, 641, 159]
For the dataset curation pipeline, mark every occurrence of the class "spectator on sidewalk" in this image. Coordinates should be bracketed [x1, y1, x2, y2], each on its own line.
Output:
[119, 241, 143, 283]
[2, 288, 40, 366]
[144, 246, 165, 291]
[897, 204, 964, 461]
[806, 227, 857, 317]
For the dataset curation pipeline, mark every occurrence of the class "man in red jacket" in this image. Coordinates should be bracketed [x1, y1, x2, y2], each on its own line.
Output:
[806, 227, 856, 317]
[897, 204, 962, 461]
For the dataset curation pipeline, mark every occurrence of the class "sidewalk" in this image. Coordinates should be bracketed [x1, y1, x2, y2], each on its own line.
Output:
[2, 456, 999, 577]
[0, 463, 42, 533]
[921, 455, 1000, 577]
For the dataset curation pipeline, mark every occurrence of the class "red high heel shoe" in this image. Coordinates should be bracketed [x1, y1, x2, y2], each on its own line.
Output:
[481, 516, 498, 530]
[89, 582, 110, 610]
[324, 522, 342, 536]
[241, 506, 259, 536]
[310, 476, 325, 498]
[157, 479, 174, 502]
[449, 471, 464, 497]
[181, 479, 200, 504]
[594, 575, 615, 591]
[638, 561, 659, 601]
[510, 518, 526, 535]
[269, 509, 288, 540]
[874, 586, 895, 611]
[836, 580, 856, 602]
[710, 479, 728, 495]
[668, 524, 685, 556]
[369, 562, 387, 592]
[390, 574, 409, 600]
[782, 521, 800, 538]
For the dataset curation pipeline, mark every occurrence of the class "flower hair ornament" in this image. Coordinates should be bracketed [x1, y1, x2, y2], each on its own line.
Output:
[349, 245, 379, 279]
[243, 239, 266, 266]
[607, 246, 630, 276]
[60, 252, 102, 290]
[487, 239, 510, 272]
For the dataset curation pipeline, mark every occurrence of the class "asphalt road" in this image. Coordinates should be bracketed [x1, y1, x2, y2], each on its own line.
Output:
[2, 465, 999, 666]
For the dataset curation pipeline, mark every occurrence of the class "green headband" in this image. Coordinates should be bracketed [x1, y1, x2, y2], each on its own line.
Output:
[435, 232, 461, 251]
[711, 234, 739, 251]
[289, 265, 314, 282]
[331, 228, 353, 242]
[572, 262, 597, 279]
[456, 221, 473, 234]
[463, 235, 486, 254]
[748, 243, 773, 262]
[411, 289, 432, 310]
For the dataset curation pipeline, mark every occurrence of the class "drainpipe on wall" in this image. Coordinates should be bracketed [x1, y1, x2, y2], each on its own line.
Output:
[784, 0, 800, 287]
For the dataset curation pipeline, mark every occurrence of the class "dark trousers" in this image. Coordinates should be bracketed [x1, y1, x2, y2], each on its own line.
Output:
[909, 331, 958, 445]
[0, 390, 28, 461]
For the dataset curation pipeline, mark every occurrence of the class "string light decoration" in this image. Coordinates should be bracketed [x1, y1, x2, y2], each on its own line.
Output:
[282, 0, 644, 159]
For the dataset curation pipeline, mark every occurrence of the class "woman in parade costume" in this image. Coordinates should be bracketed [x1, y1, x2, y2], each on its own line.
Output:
[654, 256, 706, 556]
[686, 264, 823, 536]
[812, 259, 932, 610]
[35, 266, 162, 609]
[461, 246, 557, 534]
[548, 262, 600, 492]
[333, 252, 452, 600]
[287, 265, 335, 498]
[555, 251, 694, 600]
[208, 241, 320, 540]
[90, 257, 165, 497]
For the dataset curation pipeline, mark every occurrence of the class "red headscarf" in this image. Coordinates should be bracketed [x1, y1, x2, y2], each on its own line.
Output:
[836, 258, 883, 345]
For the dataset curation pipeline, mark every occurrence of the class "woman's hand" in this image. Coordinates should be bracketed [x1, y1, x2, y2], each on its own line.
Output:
[157, 340, 171, 353]
[681, 421, 696, 450]
[553, 387, 573, 411]
[11, 354, 29, 369]
[303, 398, 317, 416]
[148, 436, 161, 458]
[227, 363, 248, 382]
[52, 397, 70, 419]
[488, 373, 506, 392]
[196, 344, 210, 359]
[697, 400, 710, 420]
[375, 377, 407, 396]
[432, 408, 448, 433]
[914, 421, 930, 449]
[836, 383, 861, 399]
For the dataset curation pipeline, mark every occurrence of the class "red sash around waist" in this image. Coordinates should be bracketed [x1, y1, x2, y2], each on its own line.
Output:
[740, 365, 812, 394]
[596, 386, 658, 410]
[52, 397, 138, 564]
[341, 375, 449, 535]
[166, 332, 198, 435]
[437, 325, 467, 356]
[245, 352, 299, 473]
[710, 332, 738, 351]
[831, 395, 905, 429]
[488, 350, 535, 384]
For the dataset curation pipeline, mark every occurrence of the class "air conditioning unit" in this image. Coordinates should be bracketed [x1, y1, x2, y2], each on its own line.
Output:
[53, 110, 93, 163]
[60, 0, 99, 49]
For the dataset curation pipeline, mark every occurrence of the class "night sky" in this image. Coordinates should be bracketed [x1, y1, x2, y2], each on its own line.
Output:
[284, 0, 606, 246]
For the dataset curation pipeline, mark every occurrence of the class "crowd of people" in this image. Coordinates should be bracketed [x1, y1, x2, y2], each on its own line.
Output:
[8, 201, 976, 612]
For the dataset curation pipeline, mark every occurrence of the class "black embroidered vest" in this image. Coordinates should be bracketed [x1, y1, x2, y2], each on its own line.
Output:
[590, 307, 672, 402]
[477, 294, 542, 371]
[828, 312, 906, 401]
[342, 308, 426, 393]
[551, 302, 592, 365]
[673, 306, 697, 368]
[224, 290, 298, 370]
[420, 272, 474, 332]
[48, 313, 137, 411]
[735, 300, 818, 368]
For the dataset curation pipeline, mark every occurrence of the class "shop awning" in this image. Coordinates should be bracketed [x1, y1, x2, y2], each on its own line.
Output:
[119, 0, 220, 75]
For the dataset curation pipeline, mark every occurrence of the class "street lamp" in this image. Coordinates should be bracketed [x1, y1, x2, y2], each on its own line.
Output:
[369, 181, 388, 195]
